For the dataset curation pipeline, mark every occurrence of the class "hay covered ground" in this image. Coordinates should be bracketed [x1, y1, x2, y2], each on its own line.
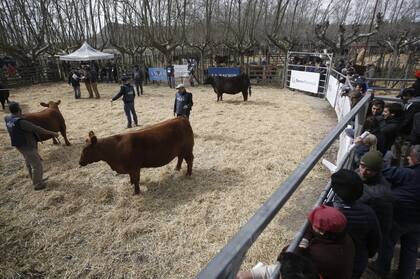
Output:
[0, 82, 337, 278]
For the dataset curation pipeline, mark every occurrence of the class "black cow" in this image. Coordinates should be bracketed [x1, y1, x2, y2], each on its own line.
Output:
[205, 74, 251, 101]
[0, 84, 10, 110]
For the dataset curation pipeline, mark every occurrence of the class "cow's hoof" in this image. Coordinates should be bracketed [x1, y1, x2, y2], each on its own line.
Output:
[175, 166, 181, 171]
[65, 143, 71, 146]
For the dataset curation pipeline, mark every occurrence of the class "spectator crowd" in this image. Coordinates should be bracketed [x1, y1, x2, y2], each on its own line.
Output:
[237, 69, 420, 279]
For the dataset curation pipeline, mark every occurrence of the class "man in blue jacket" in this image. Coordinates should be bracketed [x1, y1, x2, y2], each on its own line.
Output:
[111, 75, 138, 128]
[173, 84, 193, 119]
[4, 102, 58, 190]
[371, 144, 420, 279]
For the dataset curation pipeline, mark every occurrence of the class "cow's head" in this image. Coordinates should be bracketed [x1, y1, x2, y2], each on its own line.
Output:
[203, 76, 214, 85]
[79, 131, 100, 166]
[40, 100, 61, 109]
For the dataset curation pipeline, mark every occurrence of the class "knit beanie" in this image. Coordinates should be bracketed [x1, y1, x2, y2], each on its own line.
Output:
[308, 205, 347, 233]
[360, 150, 383, 171]
[331, 169, 363, 203]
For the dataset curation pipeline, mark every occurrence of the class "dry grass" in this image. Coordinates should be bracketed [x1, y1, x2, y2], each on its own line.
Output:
[0, 82, 337, 278]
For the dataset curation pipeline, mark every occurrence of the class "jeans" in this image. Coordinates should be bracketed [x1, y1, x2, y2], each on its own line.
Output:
[17, 146, 44, 189]
[73, 85, 81, 99]
[135, 81, 143, 96]
[124, 102, 138, 127]
[376, 221, 420, 279]
[91, 82, 100, 98]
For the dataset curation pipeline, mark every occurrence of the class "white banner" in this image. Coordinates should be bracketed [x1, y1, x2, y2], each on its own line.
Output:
[326, 75, 339, 108]
[290, 70, 320, 93]
[174, 64, 189, 78]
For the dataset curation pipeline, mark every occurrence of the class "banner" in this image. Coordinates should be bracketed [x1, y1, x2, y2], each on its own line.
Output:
[148, 68, 167, 81]
[289, 70, 320, 93]
[326, 75, 339, 108]
[174, 64, 189, 78]
[208, 67, 240, 77]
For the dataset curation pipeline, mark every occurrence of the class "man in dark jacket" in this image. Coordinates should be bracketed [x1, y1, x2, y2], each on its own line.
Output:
[4, 102, 58, 190]
[111, 75, 138, 128]
[132, 65, 144, 96]
[68, 69, 81, 99]
[393, 88, 420, 166]
[371, 145, 420, 279]
[357, 151, 393, 254]
[409, 112, 420, 144]
[330, 169, 381, 279]
[173, 84, 193, 119]
[166, 64, 175, 88]
[379, 103, 403, 153]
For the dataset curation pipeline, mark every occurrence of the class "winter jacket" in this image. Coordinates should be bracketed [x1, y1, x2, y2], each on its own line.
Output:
[359, 173, 393, 238]
[301, 228, 355, 279]
[68, 72, 81, 87]
[379, 116, 402, 152]
[382, 164, 420, 224]
[112, 84, 136, 103]
[329, 198, 381, 279]
[174, 91, 193, 116]
[4, 115, 57, 148]
[133, 69, 143, 82]
[400, 97, 420, 135]
[408, 112, 420, 144]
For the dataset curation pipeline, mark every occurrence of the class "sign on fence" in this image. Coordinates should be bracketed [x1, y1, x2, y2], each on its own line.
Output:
[208, 67, 240, 77]
[289, 70, 320, 93]
[326, 75, 340, 108]
[148, 68, 167, 81]
[174, 64, 189, 78]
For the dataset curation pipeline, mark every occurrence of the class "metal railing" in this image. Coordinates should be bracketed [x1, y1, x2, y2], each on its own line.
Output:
[196, 93, 372, 279]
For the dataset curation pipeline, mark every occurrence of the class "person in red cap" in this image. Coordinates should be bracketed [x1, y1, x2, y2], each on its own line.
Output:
[300, 205, 355, 279]
[236, 205, 354, 279]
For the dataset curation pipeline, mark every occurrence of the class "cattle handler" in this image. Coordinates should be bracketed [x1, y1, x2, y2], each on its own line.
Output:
[111, 75, 138, 128]
[173, 84, 193, 118]
[4, 102, 59, 190]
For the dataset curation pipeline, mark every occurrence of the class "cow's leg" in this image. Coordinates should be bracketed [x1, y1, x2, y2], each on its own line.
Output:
[1, 99, 5, 110]
[242, 90, 248, 101]
[60, 126, 71, 146]
[175, 156, 183, 171]
[52, 137, 59, 144]
[184, 152, 194, 176]
[130, 170, 141, 195]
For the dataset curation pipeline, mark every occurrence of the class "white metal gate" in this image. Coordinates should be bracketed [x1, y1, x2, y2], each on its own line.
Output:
[284, 51, 334, 96]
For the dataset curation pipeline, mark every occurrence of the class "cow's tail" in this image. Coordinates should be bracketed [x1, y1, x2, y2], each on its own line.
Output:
[248, 85, 252, 96]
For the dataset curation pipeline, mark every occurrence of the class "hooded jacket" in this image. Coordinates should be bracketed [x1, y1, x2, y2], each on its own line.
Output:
[383, 164, 420, 224]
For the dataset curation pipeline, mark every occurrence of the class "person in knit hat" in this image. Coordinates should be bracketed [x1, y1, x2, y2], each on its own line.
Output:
[357, 151, 393, 258]
[371, 145, 420, 279]
[330, 169, 381, 279]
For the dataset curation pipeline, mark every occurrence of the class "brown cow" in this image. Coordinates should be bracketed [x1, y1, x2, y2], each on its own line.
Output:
[79, 117, 194, 195]
[23, 100, 71, 145]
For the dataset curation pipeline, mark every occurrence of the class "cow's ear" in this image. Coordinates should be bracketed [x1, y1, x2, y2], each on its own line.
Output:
[56, 100, 61, 105]
[90, 136, 97, 145]
[40, 102, 48, 107]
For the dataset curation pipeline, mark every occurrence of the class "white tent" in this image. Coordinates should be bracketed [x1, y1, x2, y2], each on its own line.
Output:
[59, 42, 114, 61]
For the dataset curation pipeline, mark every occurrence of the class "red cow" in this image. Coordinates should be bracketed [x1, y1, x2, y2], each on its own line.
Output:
[23, 100, 71, 145]
[79, 117, 194, 195]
